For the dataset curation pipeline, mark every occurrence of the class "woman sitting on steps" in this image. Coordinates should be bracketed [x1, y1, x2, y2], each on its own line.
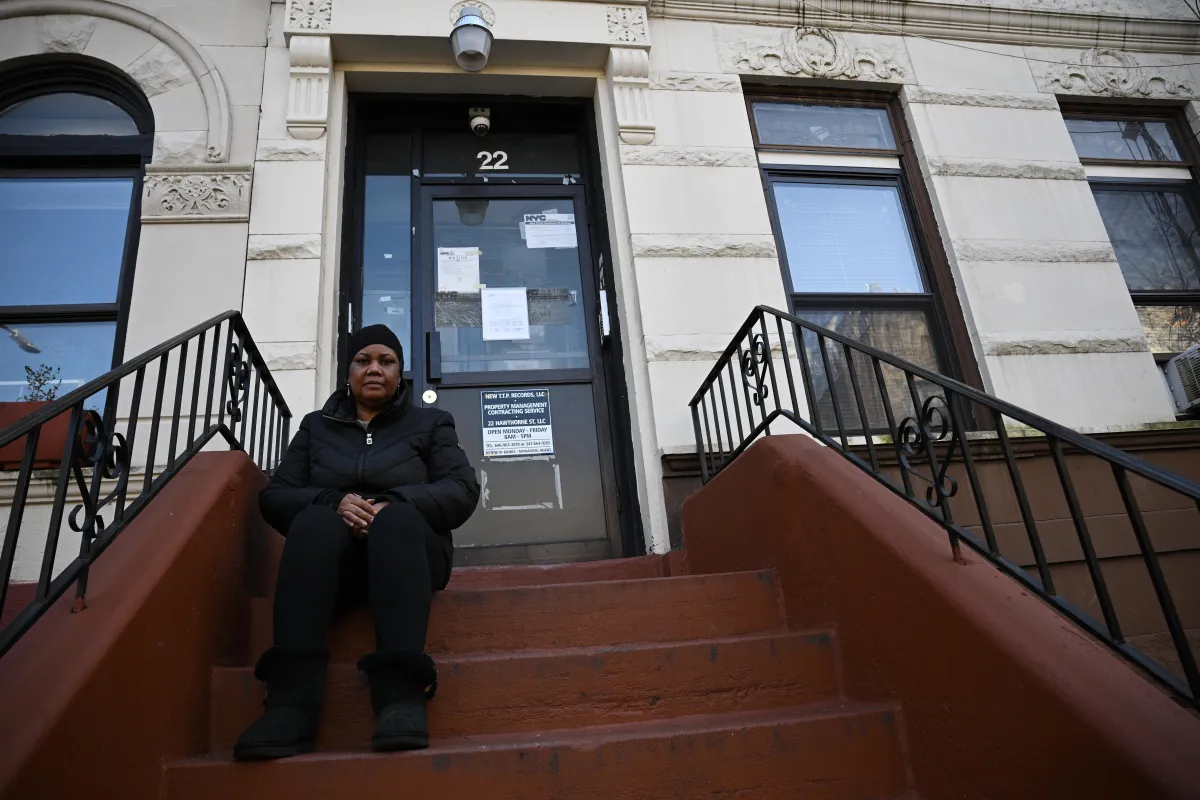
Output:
[234, 324, 480, 760]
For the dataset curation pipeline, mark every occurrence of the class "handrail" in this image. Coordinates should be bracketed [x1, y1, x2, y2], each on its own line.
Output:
[690, 305, 1200, 706]
[0, 311, 291, 658]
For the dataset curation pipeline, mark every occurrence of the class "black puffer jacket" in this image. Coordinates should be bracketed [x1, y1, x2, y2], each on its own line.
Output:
[260, 383, 480, 554]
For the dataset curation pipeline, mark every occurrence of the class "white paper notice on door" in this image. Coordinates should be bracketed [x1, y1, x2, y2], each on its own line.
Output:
[481, 287, 530, 341]
[523, 213, 576, 249]
[437, 247, 480, 292]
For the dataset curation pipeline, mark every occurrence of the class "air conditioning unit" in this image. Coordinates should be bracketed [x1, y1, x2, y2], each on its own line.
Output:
[1165, 344, 1200, 413]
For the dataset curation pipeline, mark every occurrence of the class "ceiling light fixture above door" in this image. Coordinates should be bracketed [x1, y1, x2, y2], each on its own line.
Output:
[450, 5, 493, 72]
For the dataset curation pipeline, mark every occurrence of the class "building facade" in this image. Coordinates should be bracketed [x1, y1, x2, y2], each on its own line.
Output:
[2, 0, 1199, 564]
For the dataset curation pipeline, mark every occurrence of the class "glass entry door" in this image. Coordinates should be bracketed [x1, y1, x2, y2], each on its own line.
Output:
[346, 101, 629, 566]
[412, 184, 614, 564]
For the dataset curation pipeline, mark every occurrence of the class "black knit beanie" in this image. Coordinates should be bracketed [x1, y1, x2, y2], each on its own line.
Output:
[348, 324, 404, 369]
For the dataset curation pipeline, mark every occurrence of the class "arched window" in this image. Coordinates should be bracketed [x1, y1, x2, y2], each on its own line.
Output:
[0, 56, 152, 408]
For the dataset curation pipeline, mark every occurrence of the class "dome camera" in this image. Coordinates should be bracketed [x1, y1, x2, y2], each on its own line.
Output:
[470, 107, 491, 137]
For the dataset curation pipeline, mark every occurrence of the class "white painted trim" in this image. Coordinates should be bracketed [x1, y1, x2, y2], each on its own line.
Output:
[0, 0, 232, 162]
[758, 151, 900, 170]
[594, 78, 671, 555]
[317, 69, 348, 403]
[1084, 164, 1194, 181]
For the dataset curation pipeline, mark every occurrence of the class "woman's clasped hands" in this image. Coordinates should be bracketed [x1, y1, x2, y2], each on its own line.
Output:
[337, 494, 390, 537]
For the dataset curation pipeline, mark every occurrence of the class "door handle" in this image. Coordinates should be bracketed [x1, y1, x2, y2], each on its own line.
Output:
[426, 330, 442, 382]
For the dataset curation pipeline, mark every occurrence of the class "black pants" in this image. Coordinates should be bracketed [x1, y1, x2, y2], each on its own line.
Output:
[273, 503, 451, 655]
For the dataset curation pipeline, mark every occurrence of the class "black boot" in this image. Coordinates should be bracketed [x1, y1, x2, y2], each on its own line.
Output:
[356, 651, 438, 752]
[233, 648, 329, 761]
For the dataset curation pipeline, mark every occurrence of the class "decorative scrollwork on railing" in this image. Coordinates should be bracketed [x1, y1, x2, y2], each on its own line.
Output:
[897, 394, 960, 512]
[68, 412, 132, 539]
[739, 333, 771, 406]
[226, 339, 251, 424]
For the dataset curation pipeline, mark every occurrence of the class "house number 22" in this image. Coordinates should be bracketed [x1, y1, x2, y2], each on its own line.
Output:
[477, 150, 509, 170]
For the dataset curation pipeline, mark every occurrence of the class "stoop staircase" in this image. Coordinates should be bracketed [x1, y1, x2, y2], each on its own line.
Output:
[163, 556, 914, 798]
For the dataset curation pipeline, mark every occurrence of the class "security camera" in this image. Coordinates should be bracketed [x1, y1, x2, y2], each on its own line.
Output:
[469, 107, 491, 137]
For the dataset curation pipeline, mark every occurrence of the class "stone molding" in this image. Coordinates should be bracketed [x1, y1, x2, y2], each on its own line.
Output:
[632, 234, 778, 258]
[286, 0, 332, 31]
[607, 47, 655, 145]
[260, 341, 318, 371]
[723, 26, 904, 82]
[153, 131, 209, 166]
[927, 157, 1087, 181]
[649, 72, 742, 92]
[982, 336, 1149, 356]
[651, 0, 1199, 55]
[256, 139, 326, 162]
[645, 334, 792, 362]
[36, 14, 95, 52]
[449, 1, 495, 25]
[902, 86, 1060, 110]
[1041, 47, 1194, 99]
[287, 35, 332, 140]
[0, 0, 232, 162]
[142, 165, 252, 223]
[247, 234, 323, 260]
[952, 239, 1117, 262]
[607, 6, 649, 45]
[620, 146, 757, 167]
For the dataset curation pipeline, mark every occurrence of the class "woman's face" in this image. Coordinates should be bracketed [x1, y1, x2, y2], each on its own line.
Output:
[349, 345, 401, 407]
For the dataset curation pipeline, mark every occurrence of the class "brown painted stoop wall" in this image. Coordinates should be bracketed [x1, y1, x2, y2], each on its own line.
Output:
[681, 435, 1200, 799]
[2, 448, 917, 798]
[0, 452, 266, 799]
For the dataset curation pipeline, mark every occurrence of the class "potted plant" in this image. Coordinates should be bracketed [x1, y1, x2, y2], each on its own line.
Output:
[0, 364, 72, 470]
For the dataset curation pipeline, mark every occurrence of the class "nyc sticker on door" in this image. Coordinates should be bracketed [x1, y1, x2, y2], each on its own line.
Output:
[523, 214, 576, 249]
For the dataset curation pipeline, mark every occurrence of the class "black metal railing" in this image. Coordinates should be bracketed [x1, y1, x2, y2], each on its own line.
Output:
[690, 305, 1200, 706]
[0, 311, 290, 658]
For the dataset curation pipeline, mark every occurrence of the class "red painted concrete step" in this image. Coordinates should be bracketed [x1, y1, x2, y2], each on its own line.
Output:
[445, 555, 670, 590]
[167, 703, 908, 800]
[210, 630, 839, 751]
[248, 570, 784, 660]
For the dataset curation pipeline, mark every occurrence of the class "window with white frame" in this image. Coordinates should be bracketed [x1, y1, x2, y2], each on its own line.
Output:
[749, 93, 970, 433]
[1065, 110, 1200, 360]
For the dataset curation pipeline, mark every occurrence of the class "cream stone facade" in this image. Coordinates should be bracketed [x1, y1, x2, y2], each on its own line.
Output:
[2, 0, 1200, 564]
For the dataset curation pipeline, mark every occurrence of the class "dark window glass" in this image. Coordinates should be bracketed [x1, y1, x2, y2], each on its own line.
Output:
[1066, 118, 1182, 162]
[0, 320, 116, 407]
[772, 182, 924, 293]
[797, 308, 940, 432]
[0, 177, 134, 306]
[423, 133, 580, 178]
[431, 197, 588, 373]
[359, 135, 413, 363]
[753, 102, 895, 150]
[361, 175, 413, 363]
[0, 92, 139, 136]
[1092, 186, 1200, 291]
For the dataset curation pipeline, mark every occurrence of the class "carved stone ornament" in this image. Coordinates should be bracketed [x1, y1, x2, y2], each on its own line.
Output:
[287, 35, 332, 140]
[142, 166, 252, 223]
[729, 26, 903, 82]
[1047, 48, 1191, 98]
[287, 0, 332, 30]
[607, 6, 648, 45]
[449, 1, 495, 25]
[607, 47, 654, 145]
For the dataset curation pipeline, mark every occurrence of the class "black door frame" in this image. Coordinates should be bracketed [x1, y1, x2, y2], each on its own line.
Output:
[338, 94, 645, 560]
